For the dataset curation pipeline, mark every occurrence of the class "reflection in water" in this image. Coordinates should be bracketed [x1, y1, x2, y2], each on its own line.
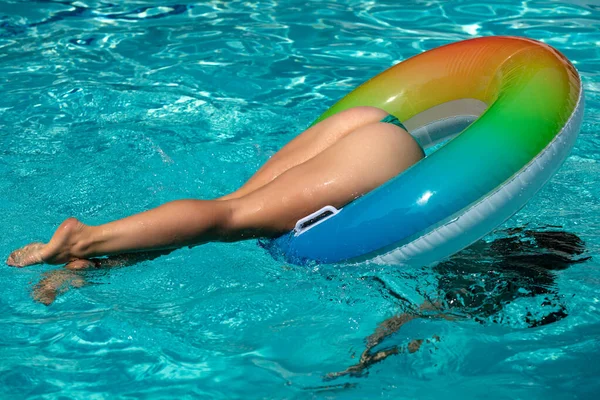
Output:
[327, 227, 589, 380]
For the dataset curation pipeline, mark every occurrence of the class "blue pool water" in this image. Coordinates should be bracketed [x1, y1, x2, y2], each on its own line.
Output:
[1, 0, 599, 398]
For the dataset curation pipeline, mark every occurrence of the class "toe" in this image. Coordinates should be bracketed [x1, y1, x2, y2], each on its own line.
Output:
[6, 250, 22, 267]
[6, 255, 15, 266]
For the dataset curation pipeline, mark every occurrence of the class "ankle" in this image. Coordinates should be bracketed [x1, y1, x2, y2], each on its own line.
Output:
[73, 225, 98, 258]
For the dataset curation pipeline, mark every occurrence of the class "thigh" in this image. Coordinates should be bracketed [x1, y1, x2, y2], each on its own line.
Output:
[231, 122, 425, 234]
[221, 106, 389, 200]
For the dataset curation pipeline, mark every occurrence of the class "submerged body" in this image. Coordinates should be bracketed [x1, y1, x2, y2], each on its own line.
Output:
[7, 106, 423, 277]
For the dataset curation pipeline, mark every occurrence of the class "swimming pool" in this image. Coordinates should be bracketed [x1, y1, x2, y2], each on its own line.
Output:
[1, 0, 599, 398]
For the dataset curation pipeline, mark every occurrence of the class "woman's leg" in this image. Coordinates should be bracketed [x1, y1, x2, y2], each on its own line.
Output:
[228, 121, 424, 233]
[7, 121, 423, 267]
[220, 106, 389, 200]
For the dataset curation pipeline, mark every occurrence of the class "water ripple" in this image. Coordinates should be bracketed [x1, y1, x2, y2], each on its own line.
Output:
[1, 0, 599, 398]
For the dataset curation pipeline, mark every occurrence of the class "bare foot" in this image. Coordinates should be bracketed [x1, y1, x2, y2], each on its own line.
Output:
[6, 218, 87, 267]
[6, 242, 46, 267]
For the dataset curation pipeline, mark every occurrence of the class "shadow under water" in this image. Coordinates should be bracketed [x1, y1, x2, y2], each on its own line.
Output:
[326, 227, 590, 380]
[436, 227, 589, 327]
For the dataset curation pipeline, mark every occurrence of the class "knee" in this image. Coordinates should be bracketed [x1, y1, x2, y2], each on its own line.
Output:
[219, 199, 246, 239]
[222, 198, 287, 240]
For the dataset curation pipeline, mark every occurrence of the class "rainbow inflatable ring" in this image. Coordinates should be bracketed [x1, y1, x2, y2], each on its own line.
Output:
[266, 36, 583, 266]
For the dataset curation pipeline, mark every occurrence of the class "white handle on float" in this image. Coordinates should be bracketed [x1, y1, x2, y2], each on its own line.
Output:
[293, 205, 341, 236]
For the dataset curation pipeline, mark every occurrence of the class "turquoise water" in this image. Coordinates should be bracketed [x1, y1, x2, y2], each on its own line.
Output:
[1, 0, 599, 398]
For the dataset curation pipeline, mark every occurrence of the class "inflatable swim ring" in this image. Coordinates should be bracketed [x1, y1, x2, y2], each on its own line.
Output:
[267, 36, 583, 266]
